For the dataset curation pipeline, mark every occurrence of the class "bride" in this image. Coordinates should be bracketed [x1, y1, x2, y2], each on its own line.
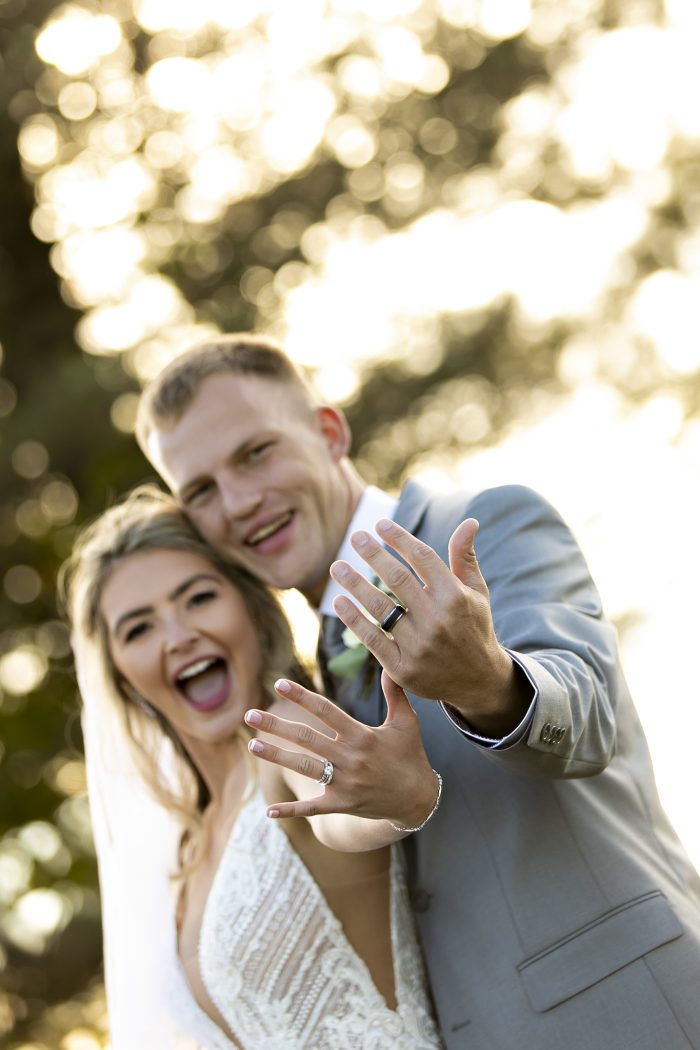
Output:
[61, 486, 444, 1049]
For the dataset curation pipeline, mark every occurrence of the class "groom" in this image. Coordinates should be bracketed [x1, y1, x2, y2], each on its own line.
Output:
[136, 334, 700, 1050]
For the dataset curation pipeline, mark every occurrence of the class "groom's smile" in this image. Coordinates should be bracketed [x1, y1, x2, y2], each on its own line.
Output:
[245, 510, 295, 550]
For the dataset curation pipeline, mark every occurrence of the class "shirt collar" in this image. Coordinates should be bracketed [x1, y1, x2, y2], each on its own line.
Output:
[318, 485, 399, 615]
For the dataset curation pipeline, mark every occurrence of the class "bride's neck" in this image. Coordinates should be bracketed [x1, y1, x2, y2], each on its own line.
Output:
[182, 730, 250, 810]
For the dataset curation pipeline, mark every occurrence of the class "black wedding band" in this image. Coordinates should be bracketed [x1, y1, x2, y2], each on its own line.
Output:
[380, 603, 407, 633]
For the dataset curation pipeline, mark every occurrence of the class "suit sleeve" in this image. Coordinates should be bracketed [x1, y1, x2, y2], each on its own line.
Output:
[453, 484, 623, 779]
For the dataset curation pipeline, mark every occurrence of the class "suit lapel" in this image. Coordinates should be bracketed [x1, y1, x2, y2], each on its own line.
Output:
[393, 478, 431, 535]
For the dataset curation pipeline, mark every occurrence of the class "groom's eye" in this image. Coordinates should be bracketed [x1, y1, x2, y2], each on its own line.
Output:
[248, 441, 274, 461]
[186, 481, 215, 505]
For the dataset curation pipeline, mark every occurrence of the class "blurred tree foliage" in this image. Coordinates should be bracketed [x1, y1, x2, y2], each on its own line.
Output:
[1, 0, 698, 1045]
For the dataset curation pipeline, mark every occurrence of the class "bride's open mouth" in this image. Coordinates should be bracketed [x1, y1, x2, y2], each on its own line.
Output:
[175, 657, 231, 712]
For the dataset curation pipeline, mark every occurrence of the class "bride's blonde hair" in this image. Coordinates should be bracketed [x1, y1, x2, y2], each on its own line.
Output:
[60, 484, 311, 875]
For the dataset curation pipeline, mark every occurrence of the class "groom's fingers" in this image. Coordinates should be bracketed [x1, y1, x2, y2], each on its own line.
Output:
[332, 594, 401, 674]
[367, 518, 455, 592]
[347, 529, 427, 608]
[329, 561, 405, 626]
[447, 518, 488, 594]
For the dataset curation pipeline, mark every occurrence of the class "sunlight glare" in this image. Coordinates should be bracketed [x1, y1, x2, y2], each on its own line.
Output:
[370, 26, 426, 87]
[77, 276, 192, 354]
[331, 0, 422, 16]
[3, 889, 71, 954]
[215, 51, 266, 130]
[146, 58, 211, 113]
[35, 8, 122, 76]
[259, 79, 336, 174]
[628, 270, 700, 375]
[0, 647, 48, 697]
[438, 0, 477, 28]
[43, 157, 156, 232]
[337, 55, 384, 101]
[282, 192, 648, 381]
[555, 28, 699, 177]
[135, 0, 262, 32]
[57, 82, 98, 122]
[17, 118, 60, 169]
[53, 227, 147, 304]
[0, 846, 33, 907]
[326, 115, 377, 168]
[478, 0, 531, 41]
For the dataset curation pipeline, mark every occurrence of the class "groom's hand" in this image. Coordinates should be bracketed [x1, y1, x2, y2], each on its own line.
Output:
[330, 517, 530, 738]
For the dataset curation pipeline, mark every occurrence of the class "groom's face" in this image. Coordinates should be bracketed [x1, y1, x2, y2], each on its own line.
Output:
[145, 372, 355, 604]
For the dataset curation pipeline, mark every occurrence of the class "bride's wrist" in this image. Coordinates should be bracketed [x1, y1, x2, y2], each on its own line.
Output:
[389, 769, 443, 834]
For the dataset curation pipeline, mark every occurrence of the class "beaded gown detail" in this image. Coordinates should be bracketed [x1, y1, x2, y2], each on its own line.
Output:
[199, 790, 444, 1050]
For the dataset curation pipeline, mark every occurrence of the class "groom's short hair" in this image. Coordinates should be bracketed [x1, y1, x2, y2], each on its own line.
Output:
[135, 334, 314, 453]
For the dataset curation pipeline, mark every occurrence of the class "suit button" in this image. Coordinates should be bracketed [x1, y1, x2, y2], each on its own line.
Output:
[412, 889, 431, 913]
[540, 723, 567, 745]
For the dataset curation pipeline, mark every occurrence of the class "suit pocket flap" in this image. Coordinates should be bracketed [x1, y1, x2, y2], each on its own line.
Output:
[518, 891, 683, 1012]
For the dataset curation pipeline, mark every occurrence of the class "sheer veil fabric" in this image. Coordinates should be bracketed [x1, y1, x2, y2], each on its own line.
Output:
[78, 640, 234, 1049]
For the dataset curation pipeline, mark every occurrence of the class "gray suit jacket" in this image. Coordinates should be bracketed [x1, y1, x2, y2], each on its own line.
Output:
[351, 480, 700, 1050]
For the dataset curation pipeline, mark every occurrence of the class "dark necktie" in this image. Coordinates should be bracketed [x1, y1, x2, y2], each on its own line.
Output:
[318, 614, 375, 722]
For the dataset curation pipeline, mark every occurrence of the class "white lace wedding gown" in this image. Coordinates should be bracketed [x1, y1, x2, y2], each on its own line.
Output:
[197, 789, 444, 1050]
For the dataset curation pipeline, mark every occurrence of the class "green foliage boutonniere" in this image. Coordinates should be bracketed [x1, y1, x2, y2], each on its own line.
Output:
[326, 627, 369, 678]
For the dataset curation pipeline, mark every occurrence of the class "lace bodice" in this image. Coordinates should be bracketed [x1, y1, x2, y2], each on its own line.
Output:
[199, 791, 443, 1050]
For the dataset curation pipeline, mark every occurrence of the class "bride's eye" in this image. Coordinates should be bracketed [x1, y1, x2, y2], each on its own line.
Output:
[188, 589, 217, 607]
[124, 621, 150, 643]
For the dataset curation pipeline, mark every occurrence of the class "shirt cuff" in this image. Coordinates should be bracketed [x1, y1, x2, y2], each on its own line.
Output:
[439, 652, 538, 750]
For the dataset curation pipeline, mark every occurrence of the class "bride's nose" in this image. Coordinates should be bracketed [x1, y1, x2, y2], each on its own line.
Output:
[164, 616, 199, 652]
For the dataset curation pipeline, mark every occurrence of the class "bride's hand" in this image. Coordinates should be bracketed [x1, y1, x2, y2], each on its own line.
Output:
[243, 671, 438, 831]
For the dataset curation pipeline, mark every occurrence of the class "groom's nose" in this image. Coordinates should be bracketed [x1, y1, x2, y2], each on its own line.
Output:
[218, 471, 263, 522]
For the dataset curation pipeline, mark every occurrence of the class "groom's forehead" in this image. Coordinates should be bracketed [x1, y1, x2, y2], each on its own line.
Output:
[147, 373, 318, 480]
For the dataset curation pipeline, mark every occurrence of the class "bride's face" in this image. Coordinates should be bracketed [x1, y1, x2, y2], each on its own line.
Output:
[100, 547, 264, 745]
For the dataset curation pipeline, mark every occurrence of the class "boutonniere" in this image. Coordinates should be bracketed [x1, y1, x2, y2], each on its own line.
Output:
[326, 577, 399, 680]
[327, 626, 369, 677]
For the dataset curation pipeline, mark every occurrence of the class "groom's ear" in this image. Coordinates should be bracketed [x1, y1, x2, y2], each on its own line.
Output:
[316, 406, 351, 461]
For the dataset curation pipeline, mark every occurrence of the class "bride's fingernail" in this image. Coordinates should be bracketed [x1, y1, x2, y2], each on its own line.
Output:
[267, 808, 280, 818]
[249, 740, 264, 754]
[245, 710, 262, 726]
[275, 679, 291, 693]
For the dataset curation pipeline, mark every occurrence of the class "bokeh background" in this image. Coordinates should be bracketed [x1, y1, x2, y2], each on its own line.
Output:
[1, 0, 700, 1045]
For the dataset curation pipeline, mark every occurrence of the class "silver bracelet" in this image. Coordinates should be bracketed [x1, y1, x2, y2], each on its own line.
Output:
[389, 770, 443, 833]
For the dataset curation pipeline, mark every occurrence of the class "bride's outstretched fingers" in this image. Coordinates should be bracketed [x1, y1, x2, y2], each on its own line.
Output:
[244, 674, 437, 831]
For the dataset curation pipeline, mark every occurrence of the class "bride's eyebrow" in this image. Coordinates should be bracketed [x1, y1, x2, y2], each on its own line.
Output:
[168, 573, 221, 601]
[113, 604, 153, 634]
[111, 573, 221, 635]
